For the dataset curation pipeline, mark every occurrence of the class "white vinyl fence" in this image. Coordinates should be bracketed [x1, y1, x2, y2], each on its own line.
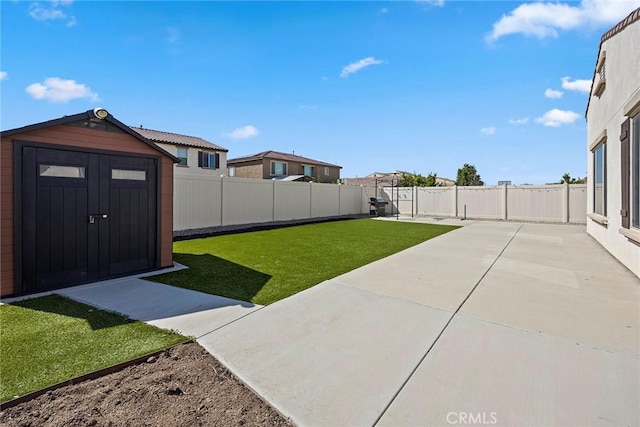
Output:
[174, 175, 370, 231]
[380, 184, 587, 224]
[174, 177, 587, 232]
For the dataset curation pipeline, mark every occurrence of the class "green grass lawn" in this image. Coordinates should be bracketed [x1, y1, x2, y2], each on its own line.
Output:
[0, 295, 187, 403]
[150, 219, 458, 305]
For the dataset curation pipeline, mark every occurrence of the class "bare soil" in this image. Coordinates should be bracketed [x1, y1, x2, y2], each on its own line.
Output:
[0, 342, 292, 427]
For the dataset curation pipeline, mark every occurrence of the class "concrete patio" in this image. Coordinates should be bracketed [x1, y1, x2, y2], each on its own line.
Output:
[7, 220, 638, 426]
[199, 220, 639, 426]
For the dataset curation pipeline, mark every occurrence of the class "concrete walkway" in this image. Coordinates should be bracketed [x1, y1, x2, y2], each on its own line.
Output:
[198, 221, 639, 426]
[7, 221, 638, 426]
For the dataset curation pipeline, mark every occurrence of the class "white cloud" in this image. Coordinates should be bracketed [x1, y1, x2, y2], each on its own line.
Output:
[487, 0, 640, 41]
[224, 125, 259, 140]
[509, 117, 529, 125]
[25, 77, 99, 103]
[340, 57, 384, 78]
[29, 1, 76, 26]
[481, 127, 497, 136]
[544, 88, 564, 99]
[535, 109, 580, 127]
[561, 76, 592, 93]
[0, 71, 7, 81]
[299, 105, 318, 111]
[416, 0, 445, 8]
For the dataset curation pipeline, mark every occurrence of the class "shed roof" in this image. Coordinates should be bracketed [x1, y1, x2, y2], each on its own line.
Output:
[1, 108, 179, 162]
[228, 150, 341, 168]
[130, 126, 228, 152]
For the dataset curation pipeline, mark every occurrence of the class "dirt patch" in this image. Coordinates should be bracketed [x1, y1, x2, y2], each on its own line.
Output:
[0, 342, 292, 427]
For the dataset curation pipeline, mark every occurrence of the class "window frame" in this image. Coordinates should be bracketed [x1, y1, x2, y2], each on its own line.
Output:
[632, 112, 639, 229]
[594, 52, 606, 97]
[176, 147, 188, 166]
[198, 151, 219, 169]
[39, 164, 86, 179]
[302, 164, 315, 177]
[324, 167, 330, 176]
[270, 161, 288, 176]
[593, 139, 607, 217]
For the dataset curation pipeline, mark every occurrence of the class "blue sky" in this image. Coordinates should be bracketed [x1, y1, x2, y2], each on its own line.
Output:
[2, 0, 639, 184]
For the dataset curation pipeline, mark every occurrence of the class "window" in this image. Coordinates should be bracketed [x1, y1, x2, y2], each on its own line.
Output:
[39, 165, 85, 178]
[324, 167, 329, 176]
[228, 167, 235, 177]
[594, 52, 606, 97]
[198, 151, 219, 169]
[270, 161, 287, 176]
[632, 113, 640, 228]
[177, 148, 188, 166]
[112, 169, 146, 180]
[302, 165, 315, 176]
[593, 140, 607, 216]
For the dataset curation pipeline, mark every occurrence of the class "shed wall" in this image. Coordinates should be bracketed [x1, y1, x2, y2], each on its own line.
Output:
[0, 124, 174, 296]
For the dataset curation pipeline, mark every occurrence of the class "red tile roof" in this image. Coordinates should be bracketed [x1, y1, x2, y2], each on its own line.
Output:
[130, 126, 228, 152]
[228, 150, 341, 168]
[586, 7, 640, 115]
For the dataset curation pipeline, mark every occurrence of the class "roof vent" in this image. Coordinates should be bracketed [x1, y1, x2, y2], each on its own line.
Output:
[93, 108, 109, 119]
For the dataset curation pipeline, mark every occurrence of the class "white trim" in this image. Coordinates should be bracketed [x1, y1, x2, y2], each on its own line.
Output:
[619, 227, 640, 244]
[588, 213, 608, 226]
[596, 50, 606, 72]
[589, 129, 607, 151]
[623, 89, 640, 117]
[269, 160, 288, 176]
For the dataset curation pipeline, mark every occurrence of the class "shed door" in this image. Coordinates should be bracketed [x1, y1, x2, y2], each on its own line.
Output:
[21, 146, 157, 292]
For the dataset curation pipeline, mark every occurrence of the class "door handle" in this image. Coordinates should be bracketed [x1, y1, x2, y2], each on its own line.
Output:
[89, 214, 108, 224]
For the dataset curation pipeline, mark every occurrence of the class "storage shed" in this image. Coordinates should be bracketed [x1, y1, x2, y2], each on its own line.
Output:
[0, 108, 178, 297]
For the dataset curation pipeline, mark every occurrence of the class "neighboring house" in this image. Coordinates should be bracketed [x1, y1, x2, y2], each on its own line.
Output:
[227, 151, 341, 183]
[131, 126, 228, 175]
[0, 108, 177, 297]
[342, 171, 455, 187]
[436, 177, 456, 186]
[586, 7, 640, 278]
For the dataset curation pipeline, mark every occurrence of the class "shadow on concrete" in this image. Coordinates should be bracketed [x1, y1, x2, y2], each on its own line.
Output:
[147, 253, 272, 304]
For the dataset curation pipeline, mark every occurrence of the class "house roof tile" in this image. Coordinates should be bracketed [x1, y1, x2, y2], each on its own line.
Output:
[586, 7, 640, 116]
[130, 126, 228, 152]
[227, 150, 341, 168]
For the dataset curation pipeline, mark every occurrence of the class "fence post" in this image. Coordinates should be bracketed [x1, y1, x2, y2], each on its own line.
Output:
[502, 183, 508, 220]
[338, 183, 342, 215]
[563, 182, 570, 223]
[453, 185, 458, 218]
[272, 179, 276, 221]
[220, 176, 225, 226]
[309, 181, 313, 218]
[414, 186, 418, 216]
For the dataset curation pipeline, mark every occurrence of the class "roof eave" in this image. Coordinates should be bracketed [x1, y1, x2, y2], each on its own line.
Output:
[1, 109, 180, 163]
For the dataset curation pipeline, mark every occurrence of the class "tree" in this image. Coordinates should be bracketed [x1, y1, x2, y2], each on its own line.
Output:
[559, 173, 586, 184]
[456, 164, 484, 186]
[400, 172, 439, 187]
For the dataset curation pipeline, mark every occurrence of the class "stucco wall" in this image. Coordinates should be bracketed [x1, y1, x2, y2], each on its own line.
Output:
[586, 18, 640, 277]
[261, 160, 340, 183]
[230, 161, 264, 179]
[156, 142, 227, 176]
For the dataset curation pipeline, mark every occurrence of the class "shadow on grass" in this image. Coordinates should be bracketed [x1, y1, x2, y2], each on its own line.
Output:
[147, 253, 272, 303]
[6, 294, 135, 331]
